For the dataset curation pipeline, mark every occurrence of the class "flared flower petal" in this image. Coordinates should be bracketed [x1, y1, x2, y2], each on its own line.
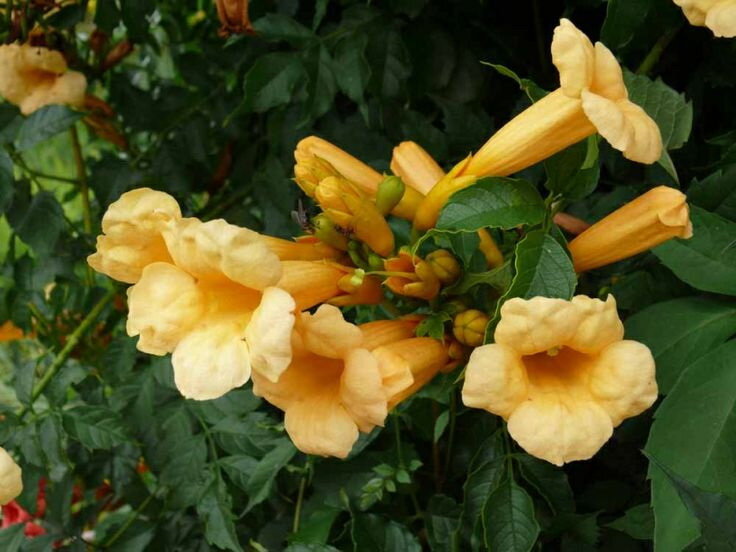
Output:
[297, 305, 363, 359]
[0, 448, 22, 506]
[88, 188, 181, 284]
[568, 186, 693, 272]
[341, 349, 388, 431]
[494, 297, 580, 355]
[284, 394, 360, 458]
[172, 321, 251, 400]
[126, 263, 204, 355]
[462, 344, 528, 419]
[462, 294, 658, 465]
[164, 218, 282, 290]
[507, 395, 614, 466]
[674, 0, 736, 37]
[245, 287, 296, 383]
[551, 18, 595, 97]
[589, 340, 657, 426]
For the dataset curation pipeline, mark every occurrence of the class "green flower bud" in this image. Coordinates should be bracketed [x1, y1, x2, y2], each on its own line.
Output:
[375, 176, 406, 216]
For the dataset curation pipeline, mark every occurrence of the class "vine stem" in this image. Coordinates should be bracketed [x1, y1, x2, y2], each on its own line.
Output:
[636, 26, 681, 76]
[292, 456, 312, 534]
[18, 289, 115, 419]
[393, 415, 423, 519]
[102, 491, 155, 548]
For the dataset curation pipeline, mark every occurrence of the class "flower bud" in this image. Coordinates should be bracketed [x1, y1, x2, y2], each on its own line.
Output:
[312, 214, 349, 250]
[0, 448, 22, 506]
[101, 40, 134, 72]
[215, 0, 254, 37]
[453, 309, 489, 347]
[294, 157, 338, 197]
[477, 229, 504, 269]
[375, 176, 405, 216]
[426, 249, 461, 285]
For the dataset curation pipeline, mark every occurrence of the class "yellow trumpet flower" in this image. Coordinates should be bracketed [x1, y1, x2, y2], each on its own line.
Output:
[462, 295, 658, 466]
[295, 136, 423, 220]
[673, 0, 736, 37]
[252, 307, 447, 458]
[462, 19, 662, 179]
[0, 447, 22, 506]
[413, 156, 477, 232]
[568, 186, 692, 272]
[0, 44, 87, 115]
[315, 176, 395, 256]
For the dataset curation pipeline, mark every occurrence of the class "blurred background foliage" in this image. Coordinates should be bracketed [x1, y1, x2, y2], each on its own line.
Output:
[0, 0, 735, 551]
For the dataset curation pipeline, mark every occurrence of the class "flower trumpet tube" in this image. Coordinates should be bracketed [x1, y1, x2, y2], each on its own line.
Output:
[0, 44, 87, 115]
[276, 261, 383, 310]
[391, 141, 503, 266]
[0, 321, 24, 342]
[673, 0, 736, 37]
[462, 295, 657, 466]
[461, 19, 662, 179]
[568, 186, 692, 272]
[315, 176, 395, 256]
[372, 338, 450, 409]
[384, 250, 440, 301]
[261, 235, 342, 261]
[295, 136, 423, 220]
[413, 156, 477, 232]
[89, 189, 299, 400]
[0, 448, 22, 506]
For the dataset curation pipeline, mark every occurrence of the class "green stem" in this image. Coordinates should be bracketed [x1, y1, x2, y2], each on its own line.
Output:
[102, 491, 155, 548]
[292, 456, 312, 534]
[393, 415, 423, 519]
[636, 26, 681, 76]
[443, 392, 457, 478]
[18, 290, 115, 419]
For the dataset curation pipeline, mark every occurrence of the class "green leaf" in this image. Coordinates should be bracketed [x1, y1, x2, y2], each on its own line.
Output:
[601, 0, 652, 49]
[95, 0, 121, 32]
[220, 455, 258, 491]
[653, 207, 736, 296]
[503, 230, 577, 302]
[648, 455, 736, 552]
[516, 454, 575, 515]
[456, 430, 507, 545]
[544, 137, 600, 200]
[13, 358, 35, 406]
[0, 149, 14, 214]
[291, 505, 341, 545]
[63, 406, 129, 450]
[304, 45, 338, 121]
[624, 297, 736, 393]
[197, 482, 244, 552]
[481, 63, 547, 102]
[7, 191, 64, 256]
[244, 439, 297, 511]
[15, 106, 83, 151]
[646, 340, 736, 552]
[252, 14, 315, 46]
[688, 165, 736, 222]
[445, 263, 512, 295]
[416, 312, 451, 341]
[351, 514, 422, 552]
[607, 504, 654, 541]
[120, 0, 154, 42]
[369, 27, 411, 98]
[334, 33, 371, 105]
[437, 178, 545, 232]
[46, 4, 87, 28]
[242, 53, 306, 113]
[426, 495, 460, 552]
[482, 476, 540, 552]
[624, 71, 693, 150]
[433, 410, 450, 443]
[0, 524, 25, 552]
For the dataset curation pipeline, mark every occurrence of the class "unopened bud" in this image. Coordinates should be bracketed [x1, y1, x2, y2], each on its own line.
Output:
[426, 249, 461, 285]
[368, 253, 384, 272]
[375, 176, 405, 216]
[101, 40, 134, 72]
[452, 309, 489, 348]
[312, 214, 348, 250]
[294, 157, 337, 197]
[215, 0, 254, 37]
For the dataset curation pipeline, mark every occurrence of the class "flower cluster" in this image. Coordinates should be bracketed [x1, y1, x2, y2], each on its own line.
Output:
[80, 18, 696, 466]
